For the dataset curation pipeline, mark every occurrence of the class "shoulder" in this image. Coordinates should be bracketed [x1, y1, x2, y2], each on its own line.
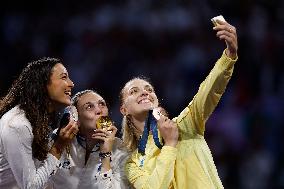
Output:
[0, 106, 32, 136]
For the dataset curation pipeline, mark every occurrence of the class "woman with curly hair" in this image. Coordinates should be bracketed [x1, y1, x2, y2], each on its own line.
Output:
[0, 57, 79, 189]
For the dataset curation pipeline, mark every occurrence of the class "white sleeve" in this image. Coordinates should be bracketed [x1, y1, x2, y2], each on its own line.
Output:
[95, 149, 130, 189]
[1, 123, 61, 189]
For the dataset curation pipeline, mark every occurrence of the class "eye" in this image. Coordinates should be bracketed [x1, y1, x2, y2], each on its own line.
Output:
[61, 75, 68, 80]
[86, 104, 95, 110]
[98, 101, 106, 107]
[146, 87, 153, 93]
[145, 86, 154, 93]
[130, 88, 138, 95]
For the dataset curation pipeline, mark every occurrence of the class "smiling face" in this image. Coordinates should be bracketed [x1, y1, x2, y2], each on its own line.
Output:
[47, 63, 74, 112]
[76, 92, 109, 134]
[120, 78, 159, 117]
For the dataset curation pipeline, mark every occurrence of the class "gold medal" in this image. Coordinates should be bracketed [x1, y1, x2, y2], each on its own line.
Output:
[96, 116, 112, 130]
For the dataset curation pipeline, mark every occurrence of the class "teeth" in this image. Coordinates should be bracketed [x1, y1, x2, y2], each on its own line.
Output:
[65, 91, 71, 96]
[139, 99, 150, 104]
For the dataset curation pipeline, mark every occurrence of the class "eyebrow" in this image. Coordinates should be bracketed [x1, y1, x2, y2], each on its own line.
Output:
[128, 84, 153, 91]
[144, 84, 152, 89]
[83, 102, 92, 106]
[82, 100, 105, 107]
[59, 72, 68, 77]
[129, 86, 139, 91]
[82, 102, 94, 107]
[80, 102, 92, 109]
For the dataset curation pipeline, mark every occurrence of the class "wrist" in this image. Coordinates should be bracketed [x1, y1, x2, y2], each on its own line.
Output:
[225, 48, 237, 59]
[164, 140, 178, 147]
[99, 151, 112, 159]
[99, 152, 112, 171]
[101, 156, 111, 167]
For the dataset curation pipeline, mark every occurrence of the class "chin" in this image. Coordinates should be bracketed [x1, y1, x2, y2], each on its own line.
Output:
[61, 100, 71, 106]
[144, 103, 157, 110]
[57, 100, 72, 109]
[139, 106, 153, 113]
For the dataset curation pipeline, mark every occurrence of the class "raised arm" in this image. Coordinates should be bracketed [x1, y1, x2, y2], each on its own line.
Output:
[175, 20, 238, 135]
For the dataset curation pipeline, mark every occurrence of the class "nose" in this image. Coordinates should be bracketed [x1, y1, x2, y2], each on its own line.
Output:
[141, 89, 149, 96]
[68, 78, 74, 88]
[94, 105, 103, 116]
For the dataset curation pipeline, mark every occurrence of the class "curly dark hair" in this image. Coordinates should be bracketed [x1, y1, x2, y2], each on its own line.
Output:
[0, 57, 62, 161]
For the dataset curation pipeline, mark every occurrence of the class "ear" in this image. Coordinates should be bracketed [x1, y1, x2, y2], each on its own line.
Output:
[120, 105, 127, 116]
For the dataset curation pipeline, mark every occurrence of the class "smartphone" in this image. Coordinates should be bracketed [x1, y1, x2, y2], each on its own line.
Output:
[211, 15, 226, 26]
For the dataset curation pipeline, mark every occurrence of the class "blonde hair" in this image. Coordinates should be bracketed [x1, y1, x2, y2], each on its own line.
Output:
[119, 76, 154, 152]
[121, 115, 138, 151]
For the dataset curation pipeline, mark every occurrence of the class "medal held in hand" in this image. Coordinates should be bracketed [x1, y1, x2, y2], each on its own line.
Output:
[59, 105, 78, 129]
[53, 106, 78, 169]
[96, 116, 112, 131]
[52, 105, 78, 140]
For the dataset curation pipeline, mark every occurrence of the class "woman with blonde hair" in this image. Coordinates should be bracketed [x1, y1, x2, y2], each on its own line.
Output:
[119, 19, 238, 189]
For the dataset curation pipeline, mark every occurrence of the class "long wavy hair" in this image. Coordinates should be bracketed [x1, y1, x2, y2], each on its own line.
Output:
[0, 57, 61, 161]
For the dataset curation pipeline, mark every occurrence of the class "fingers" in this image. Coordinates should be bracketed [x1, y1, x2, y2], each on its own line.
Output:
[156, 113, 175, 126]
[217, 31, 237, 49]
[157, 114, 167, 122]
[214, 23, 236, 38]
[216, 30, 235, 39]
[60, 119, 79, 139]
[107, 125, 118, 136]
[157, 116, 179, 147]
[93, 130, 115, 153]
[94, 125, 117, 136]
[92, 128, 115, 141]
[92, 132, 108, 141]
[54, 120, 78, 152]
[157, 116, 177, 138]
[213, 21, 238, 58]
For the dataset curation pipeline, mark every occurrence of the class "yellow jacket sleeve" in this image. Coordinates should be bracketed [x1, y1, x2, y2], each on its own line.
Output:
[125, 146, 177, 189]
[174, 50, 238, 136]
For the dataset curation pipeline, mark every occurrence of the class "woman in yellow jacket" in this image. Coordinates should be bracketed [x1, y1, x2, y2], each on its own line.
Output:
[119, 19, 238, 189]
